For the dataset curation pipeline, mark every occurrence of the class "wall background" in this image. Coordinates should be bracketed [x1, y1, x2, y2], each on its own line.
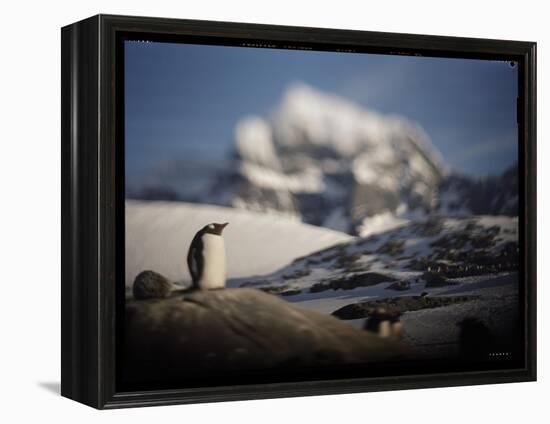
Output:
[0, 0, 545, 421]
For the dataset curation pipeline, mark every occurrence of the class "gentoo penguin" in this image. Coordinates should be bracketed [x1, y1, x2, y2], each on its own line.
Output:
[187, 222, 229, 290]
[364, 307, 403, 340]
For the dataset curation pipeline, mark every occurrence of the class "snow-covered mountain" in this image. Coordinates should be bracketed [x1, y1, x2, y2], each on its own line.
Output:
[128, 83, 518, 234]
[438, 163, 518, 216]
[206, 83, 450, 233]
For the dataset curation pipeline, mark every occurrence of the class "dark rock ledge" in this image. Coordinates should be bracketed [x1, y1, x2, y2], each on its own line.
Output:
[309, 272, 396, 293]
[332, 294, 480, 320]
[123, 288, 407, 383]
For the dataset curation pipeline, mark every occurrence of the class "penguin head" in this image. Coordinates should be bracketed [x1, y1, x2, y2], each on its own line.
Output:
[203, 222, 229, 236]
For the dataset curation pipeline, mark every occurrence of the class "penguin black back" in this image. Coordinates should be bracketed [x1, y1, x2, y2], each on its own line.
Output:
[187, 229, 205, 288]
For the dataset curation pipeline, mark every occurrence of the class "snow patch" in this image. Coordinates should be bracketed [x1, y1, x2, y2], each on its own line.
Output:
[358, 210, 409, 237]
[239, 162, 325, 193]
[125, 200, 353, 288]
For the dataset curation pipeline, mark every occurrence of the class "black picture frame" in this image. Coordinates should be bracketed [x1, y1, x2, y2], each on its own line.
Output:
[61, 14, 537, 409]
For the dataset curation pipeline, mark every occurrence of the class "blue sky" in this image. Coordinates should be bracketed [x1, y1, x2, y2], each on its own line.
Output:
[125, 40, 518, 180]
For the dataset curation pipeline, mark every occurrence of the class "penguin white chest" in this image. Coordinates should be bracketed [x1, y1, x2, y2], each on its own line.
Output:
[199, 233, 226, 289]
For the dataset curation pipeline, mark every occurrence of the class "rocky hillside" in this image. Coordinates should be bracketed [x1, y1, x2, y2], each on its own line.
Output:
[438, 163, 518, 216]
[233, 215, 518, 302]
[228, 215, 520, 362]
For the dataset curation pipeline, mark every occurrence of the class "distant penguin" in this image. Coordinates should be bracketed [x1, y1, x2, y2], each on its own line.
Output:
[187, 222, 229, 290]
[364, 307, 403, 340]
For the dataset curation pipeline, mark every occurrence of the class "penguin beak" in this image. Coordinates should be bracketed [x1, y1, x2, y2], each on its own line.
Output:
[216, 222, 229, 233]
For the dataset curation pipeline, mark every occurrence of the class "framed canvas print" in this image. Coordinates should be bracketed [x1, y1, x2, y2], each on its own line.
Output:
[61, 14, 536, 409]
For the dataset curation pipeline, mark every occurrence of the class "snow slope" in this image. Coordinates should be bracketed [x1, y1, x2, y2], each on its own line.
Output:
[236, 214, 519, 314]
[125, 200, 353, 288]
